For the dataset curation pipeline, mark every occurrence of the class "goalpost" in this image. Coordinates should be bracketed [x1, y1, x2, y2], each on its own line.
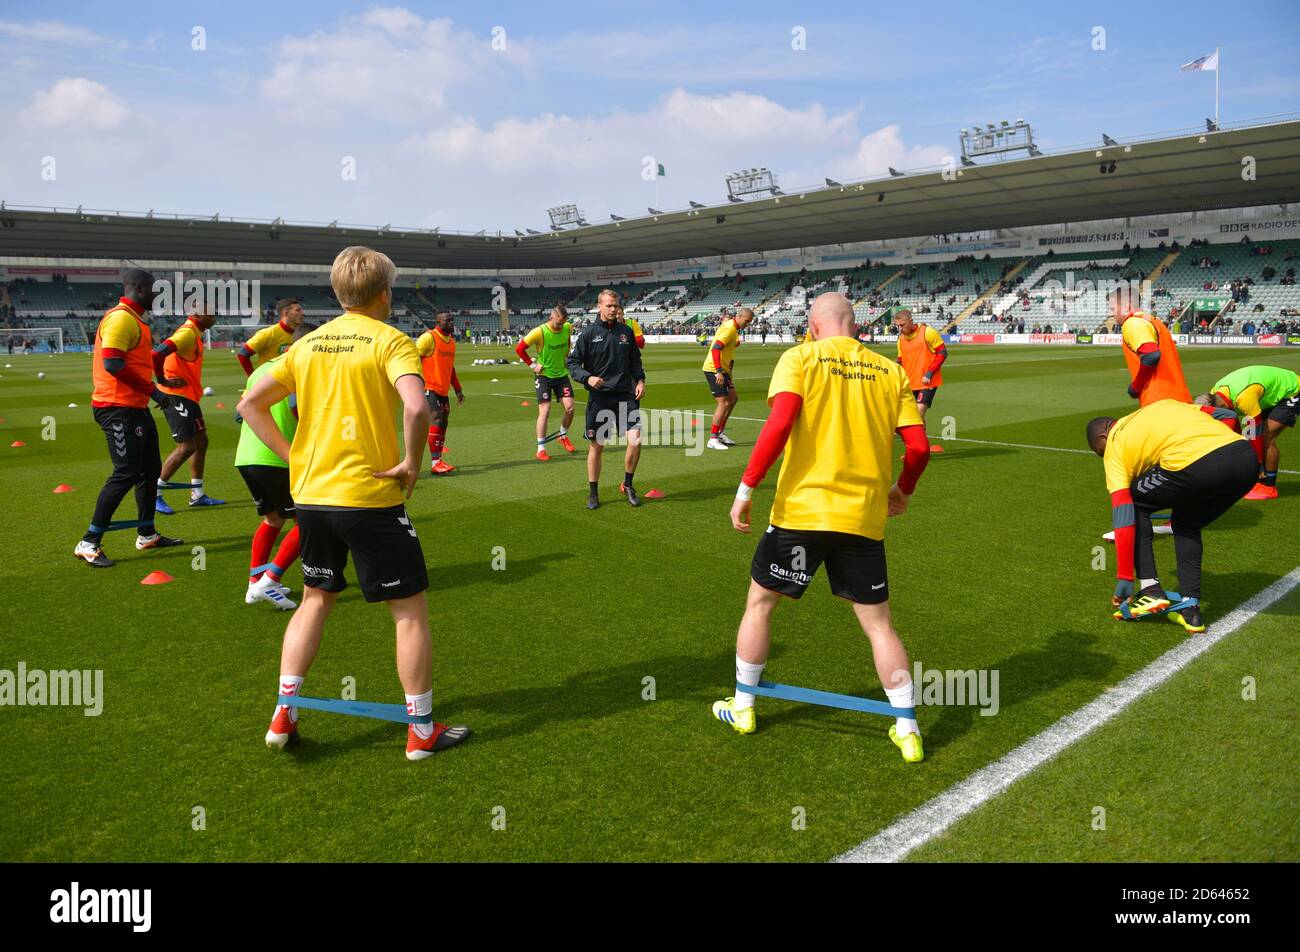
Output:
[0, 326, 65, 354]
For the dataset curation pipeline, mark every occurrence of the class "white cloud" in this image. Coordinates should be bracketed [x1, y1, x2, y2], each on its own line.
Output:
[825, 124, 951, 180]
[260, 8, 514, 123]
[20, 78, 127, 129]
[0, 19, 116, 48]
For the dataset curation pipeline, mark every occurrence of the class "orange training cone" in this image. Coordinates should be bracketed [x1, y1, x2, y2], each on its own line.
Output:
[520, 401, 530, 407]
[10, 440, 25, 448]
[930, 444, 945, 453]
[216, 402, 226, 409]
[644, 489, 665, 499]
[140, 571, 174, 585]
[53, 484, 74, 493]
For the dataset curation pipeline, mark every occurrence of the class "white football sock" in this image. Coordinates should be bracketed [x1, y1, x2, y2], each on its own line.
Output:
[406, 689, 434, 739]
[734, 656, 765, 710]
[190, 478, 204, 500]
[885, 680, 920, 737]
[277, 674, 304, 723]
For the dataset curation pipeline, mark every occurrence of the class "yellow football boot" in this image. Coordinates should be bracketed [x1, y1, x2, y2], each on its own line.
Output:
[712, 697, 756, 735]
[889, 725, 924, 763]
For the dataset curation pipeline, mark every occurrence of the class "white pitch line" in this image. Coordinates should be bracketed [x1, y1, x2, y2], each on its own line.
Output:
[833, 566, 1300, 864]
[484, 392, 1300, 473]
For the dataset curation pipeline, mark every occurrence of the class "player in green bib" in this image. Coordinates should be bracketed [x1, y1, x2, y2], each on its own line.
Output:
[1197, 365, 1300, 500]
[236, 325, 315, 609]
[514, 305, 578, 461]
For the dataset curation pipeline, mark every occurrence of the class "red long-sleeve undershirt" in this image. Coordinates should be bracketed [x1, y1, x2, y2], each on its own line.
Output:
[152, 339, 177, 380]
[102, 348, 155, 399]
[1110, 487, 1135, 581]
[514, 339, 533, 365]
[237, 351, 255, 376]
[741, 392, 931, 495]
[925, 345, 947, 377]
[1129, 341, 1159, 395]
[711, 341, 725, 370]
[451, 369, 462, 393]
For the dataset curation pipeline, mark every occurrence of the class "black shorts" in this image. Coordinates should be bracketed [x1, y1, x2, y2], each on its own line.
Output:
[584, 390, 641, 442]
[750, 525, 889, 604]
[297, 504, 428, 602]
[425, 391, 450, 417]
[1267, 393, 1300, 428]
[535, 375, 574, 403]
[162, 395, 205, 442]
[1129, 441, 1259, 527]
[93, 405, 161, 483]
[704, 370, 735, 398]
[911, 388, 937, 408]
[237, 464, 295, 518]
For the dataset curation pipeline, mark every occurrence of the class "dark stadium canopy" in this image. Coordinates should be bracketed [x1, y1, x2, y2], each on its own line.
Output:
[3, 120, 1299, 272]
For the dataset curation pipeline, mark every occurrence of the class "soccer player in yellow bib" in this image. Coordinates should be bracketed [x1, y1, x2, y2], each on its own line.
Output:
[702, 307, 754, 450]
[894, 308, 947, 419]
[715, 292, 932, 763]
[1196, 365, 1300, 500]
[515, 304, 578, 460]
[1086, 400, 1257, 634]
[239, 246, 469, 761]
[237, 298, 304, 376]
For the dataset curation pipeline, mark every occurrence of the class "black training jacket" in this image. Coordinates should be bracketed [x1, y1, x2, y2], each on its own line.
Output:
[566, 318, 645, 394]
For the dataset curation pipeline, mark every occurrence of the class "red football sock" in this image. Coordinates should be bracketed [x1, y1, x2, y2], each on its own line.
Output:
[711, 423, 721, 436]
[250, 522, 281, 580]
[428, 425, 446, 460]
[267, 524, 300, 580]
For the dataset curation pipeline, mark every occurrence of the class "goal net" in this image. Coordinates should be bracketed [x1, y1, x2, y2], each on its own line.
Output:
[1, 326, 65, 354]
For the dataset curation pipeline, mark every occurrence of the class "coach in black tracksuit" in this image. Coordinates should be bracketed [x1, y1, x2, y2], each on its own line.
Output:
[567, 290, 646, 510]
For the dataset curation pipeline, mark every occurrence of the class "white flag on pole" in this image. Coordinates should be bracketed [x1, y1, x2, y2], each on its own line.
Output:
[1180, 50, 1219, 72]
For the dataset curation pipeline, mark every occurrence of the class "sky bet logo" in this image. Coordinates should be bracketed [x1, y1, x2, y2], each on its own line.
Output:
[49, 882, 151, 932]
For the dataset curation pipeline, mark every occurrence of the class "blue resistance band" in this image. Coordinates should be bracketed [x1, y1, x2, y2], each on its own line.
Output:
[738, 680, 915, 719]
[156, 481, 195, 490]
[91, 520, 151, 533]
[277, 694, 431, 724]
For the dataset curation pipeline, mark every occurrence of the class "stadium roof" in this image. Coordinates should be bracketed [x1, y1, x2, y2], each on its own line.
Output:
[3, 118, 1300, 272]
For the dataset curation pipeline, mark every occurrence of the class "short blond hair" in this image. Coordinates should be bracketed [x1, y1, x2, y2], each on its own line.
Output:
[331, 246, 396, 309]
[597, 289, 618, 304]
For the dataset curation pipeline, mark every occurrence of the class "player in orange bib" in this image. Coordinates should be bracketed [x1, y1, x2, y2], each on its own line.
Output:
[1114, 287, 1190, 406]
[894, 308, 947, 419]
[73, 269, 184, 567]
[152, 310, 224, 513]
[416, 311, 464, 475]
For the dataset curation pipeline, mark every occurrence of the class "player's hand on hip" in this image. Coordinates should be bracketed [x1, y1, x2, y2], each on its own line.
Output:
[634, 380, 645, 400]
[587, 375, 604, 390]
[1112, 578, 1134, 606]
[374, 458, 419, 498]
[887, 482, 910, 516]
[730, 497, 752, 533]
[715, 372, 725, 386]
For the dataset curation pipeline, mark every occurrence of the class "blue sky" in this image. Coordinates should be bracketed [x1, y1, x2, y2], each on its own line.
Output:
[1, 1, 1296, 234]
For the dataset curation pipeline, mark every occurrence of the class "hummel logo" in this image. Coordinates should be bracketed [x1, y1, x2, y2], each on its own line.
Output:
[397, 514, 417, 537]
[381, 579, 402, 588]
[872, 582, 886, 590]
[593, 336, 604, 343]
[174, 404, 188, 417]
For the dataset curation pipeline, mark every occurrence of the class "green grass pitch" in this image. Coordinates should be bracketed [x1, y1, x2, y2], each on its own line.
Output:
[1, 342, 1297, 862]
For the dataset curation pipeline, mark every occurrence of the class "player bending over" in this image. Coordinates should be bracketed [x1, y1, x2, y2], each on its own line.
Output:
[717, 292, 931, 763]
[153, 310, 224, 513]
[894, 308, 946, 419]
[1196, 365, 1300, 501]
[515, 304, 578, 460]
[1087, 400, 1257, 634]
[567, 289, 646, 509]
[416, 311, 464, 475]
[703, 307, 755, 450]
[235, 323, 317, 610]
[239, 246, 468, 760]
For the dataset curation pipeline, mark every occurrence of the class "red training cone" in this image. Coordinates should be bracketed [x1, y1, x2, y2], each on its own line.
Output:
[10, 440, 25, 448]
[216, 402, 226, 409]
[520, 401, 530, 407]
[53, 484, 74, 493]
[644, 489, 665, 499]
[140, 571, 174, 585]
[930, 444, 945, 453]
